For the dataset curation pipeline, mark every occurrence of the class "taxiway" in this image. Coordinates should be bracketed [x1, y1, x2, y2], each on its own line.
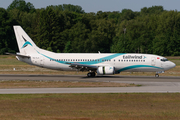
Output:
[0, 75, 179, 94]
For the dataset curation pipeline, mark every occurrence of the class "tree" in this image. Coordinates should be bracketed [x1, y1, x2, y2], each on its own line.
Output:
[36, 7, 60, 51]
[153, 11, 180, 55]
[141, 6, 164, 15]
[87, 19, 116, 53]
[7, 0, 35, 13]
[0, 8, 18, 54]
[49, 4, 85, 13]
[119, 9, 136, 22]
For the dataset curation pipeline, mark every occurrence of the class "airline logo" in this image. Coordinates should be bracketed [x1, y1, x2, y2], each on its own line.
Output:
[21, 36, 32, 49]
[123, 55, 146, 59]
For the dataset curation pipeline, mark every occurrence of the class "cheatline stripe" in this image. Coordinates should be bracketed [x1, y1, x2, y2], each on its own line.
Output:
[117, 65, 163, 72]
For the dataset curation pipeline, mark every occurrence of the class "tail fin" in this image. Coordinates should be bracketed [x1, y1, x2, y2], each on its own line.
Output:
[13, 26, 39, 55]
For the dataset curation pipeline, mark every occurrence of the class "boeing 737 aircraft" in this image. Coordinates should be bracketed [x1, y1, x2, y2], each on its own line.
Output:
[7, 26, 176, 77]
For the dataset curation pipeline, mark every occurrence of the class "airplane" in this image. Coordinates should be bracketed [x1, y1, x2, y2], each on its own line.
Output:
[6, 26, 176, 78]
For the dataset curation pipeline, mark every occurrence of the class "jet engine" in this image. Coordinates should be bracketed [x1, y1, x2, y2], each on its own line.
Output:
[97, 66, 115, 75]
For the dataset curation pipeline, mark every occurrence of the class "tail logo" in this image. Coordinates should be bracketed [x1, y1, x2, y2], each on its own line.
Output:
[21, 36, 33, 49]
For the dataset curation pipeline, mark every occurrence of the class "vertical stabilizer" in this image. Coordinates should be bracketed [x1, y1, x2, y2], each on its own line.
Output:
[13, 26, 39, 55]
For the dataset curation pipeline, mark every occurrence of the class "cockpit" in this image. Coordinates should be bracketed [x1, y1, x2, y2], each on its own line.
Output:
[160, 58, 168, 62]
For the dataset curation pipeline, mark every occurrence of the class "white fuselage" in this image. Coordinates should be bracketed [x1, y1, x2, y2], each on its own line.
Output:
[17, 52, 176, 73]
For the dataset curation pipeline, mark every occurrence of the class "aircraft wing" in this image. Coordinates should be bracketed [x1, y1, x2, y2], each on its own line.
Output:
[66, 62, 98, 71]
[6, 52, 30, 58]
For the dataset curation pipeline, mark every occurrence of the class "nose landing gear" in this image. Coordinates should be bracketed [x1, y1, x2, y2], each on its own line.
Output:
[155, 71, 164, 78]
[155, 74, 159, 78]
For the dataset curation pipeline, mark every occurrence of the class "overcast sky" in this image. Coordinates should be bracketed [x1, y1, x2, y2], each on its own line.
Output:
[1, 0, 180, 13]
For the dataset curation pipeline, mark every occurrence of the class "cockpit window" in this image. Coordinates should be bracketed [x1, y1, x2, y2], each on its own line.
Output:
[161, 58, 168, 62]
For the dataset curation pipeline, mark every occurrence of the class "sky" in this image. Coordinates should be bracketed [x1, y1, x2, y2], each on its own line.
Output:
[1, 0, 180, 13]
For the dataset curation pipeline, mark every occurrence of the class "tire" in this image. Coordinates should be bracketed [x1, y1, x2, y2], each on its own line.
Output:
[92, 72, 96, 77]
[155, 74, 159, 78]
[87, 73, 91, 77]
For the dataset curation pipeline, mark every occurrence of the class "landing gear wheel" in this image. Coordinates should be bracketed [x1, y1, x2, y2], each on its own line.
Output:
[155, 74, 159, 78]
[87, 72, 96, 77]
[87, 73, 91, 77]
[91, 72, 96, 77]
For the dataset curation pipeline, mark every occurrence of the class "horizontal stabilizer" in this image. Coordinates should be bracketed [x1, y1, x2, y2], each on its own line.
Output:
[6, 52, 30, 58]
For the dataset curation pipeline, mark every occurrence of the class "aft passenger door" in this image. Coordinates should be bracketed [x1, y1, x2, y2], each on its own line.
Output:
[40, 56, 44, 67]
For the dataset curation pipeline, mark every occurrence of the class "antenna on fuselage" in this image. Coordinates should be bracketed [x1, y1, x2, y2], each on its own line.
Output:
[98, 51, 101, 54]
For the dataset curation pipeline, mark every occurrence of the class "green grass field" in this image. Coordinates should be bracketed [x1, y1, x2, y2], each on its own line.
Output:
[0, 93, 180, 120]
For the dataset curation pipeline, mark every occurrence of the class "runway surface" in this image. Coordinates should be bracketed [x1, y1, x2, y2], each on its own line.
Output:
[0, 75, 180, 94]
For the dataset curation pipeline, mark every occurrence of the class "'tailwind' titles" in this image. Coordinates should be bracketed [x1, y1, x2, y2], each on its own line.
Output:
[123, 55, 142, 59]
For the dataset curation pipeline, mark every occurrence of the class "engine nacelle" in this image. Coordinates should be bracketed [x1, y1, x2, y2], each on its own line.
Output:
[97, 66, 115, 75]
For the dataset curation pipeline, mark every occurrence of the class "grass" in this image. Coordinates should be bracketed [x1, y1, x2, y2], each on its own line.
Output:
[0, 93, 180, 119]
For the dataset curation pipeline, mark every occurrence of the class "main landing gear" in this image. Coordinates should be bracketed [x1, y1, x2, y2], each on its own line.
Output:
[87, 72, 96, 77]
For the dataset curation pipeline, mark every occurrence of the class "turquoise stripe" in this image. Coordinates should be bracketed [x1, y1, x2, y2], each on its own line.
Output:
[38, 52, 125, 65]
[77, 53, 125, 65]
[117, 65, 163, 72]
[21, 41, 33, 48]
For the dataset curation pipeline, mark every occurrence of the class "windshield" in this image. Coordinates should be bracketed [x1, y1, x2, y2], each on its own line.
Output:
[161, 58, 168, 62]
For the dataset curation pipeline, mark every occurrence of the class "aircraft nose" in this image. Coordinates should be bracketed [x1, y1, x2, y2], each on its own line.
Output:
[170, 62, 176, 69]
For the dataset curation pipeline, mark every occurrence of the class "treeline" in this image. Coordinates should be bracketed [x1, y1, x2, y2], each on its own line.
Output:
[0, 0, 180, 56]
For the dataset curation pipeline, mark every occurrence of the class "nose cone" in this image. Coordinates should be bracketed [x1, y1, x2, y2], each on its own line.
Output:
[162, 61, 176, 71]
[169, 62, 176, 69]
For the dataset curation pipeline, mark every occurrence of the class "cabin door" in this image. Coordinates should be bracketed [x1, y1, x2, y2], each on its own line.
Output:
[151, 57, 156, 66]
[40, 56, 44, 67]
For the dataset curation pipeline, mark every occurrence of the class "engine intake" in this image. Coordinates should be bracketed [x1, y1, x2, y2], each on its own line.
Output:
[97, 66, 115, 75]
